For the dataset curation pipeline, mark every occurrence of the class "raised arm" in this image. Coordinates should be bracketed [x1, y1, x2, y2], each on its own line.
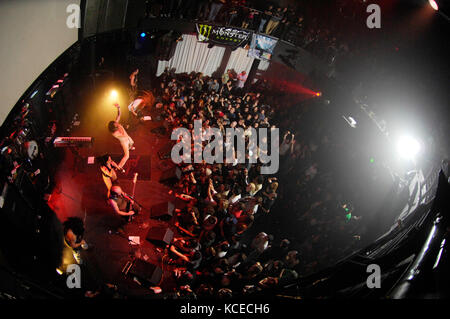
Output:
[110, 159, 124, 172]
[290, 134, 295, 154]
[170, 245, 190, 262]
[114, 103, 121, 122]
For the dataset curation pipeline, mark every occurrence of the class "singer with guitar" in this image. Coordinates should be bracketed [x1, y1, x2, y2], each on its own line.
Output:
[98, 154, 125, 195]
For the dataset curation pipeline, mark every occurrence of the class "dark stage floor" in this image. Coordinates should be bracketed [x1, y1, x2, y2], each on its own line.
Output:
[47, 110, 184, 296]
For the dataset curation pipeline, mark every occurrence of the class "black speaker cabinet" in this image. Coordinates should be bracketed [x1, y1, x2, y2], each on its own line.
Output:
[146, 226, 174, 247]
[150, 202, 175, 220]
[123, 258, 162, 286]
[157, 142, 175, 160]
[159, 166, 181, 183]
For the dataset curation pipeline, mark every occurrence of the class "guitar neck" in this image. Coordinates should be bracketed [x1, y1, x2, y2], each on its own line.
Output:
[131, 173, 138, 197]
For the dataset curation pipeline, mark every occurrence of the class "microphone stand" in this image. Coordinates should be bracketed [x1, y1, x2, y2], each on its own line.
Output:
[122, 193, 150, 211]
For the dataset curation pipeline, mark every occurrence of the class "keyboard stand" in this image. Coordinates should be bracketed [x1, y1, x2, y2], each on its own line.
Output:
[69, 146, 84, 177]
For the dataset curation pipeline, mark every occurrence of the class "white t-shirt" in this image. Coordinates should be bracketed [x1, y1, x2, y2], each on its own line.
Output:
[128, 98, 143, 113]
[237, 73, 248, 88]
[230, 194, 241, 204]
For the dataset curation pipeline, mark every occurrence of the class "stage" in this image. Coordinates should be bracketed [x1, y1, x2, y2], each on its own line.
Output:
[47, 106, 183, 296]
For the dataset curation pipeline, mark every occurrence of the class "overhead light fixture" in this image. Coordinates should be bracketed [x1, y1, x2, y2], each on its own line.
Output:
[342, 115, 357, 128]
[30, 90, 39, 99]
[429, 0, 439, 11]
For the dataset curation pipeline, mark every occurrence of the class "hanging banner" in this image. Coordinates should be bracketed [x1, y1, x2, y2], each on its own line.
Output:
[196, 24, 252, 48]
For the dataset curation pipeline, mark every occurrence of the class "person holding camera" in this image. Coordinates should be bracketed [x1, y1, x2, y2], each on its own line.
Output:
[280, 130, 295, 157]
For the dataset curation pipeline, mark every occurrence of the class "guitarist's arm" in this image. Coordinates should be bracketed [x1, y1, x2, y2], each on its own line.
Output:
[108, 198, 134, 216]
[65, 229, 86, 249]
[110, 159, 125, 172]
[121, 192, 135, 205]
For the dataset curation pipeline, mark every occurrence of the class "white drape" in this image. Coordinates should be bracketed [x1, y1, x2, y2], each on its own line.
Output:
[257, 59, 270, 71]
[224, 47, 254, 75]
[156, 34, 225, 77]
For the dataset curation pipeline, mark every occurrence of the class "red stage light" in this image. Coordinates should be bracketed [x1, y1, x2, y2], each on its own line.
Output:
[429, 0, 439, 11]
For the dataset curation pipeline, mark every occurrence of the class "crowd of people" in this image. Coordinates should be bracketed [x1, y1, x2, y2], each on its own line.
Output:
[150, 68, 294, 297]
[109, 65, 365, 298]
[86, 1, 402, 297]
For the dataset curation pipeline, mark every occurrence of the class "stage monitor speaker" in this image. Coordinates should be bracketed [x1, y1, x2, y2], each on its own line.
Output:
[157, 142, 176, 160]
[146, 226, 173, 247]
[159, 166, 181, 183]
[150, 202, 175, 220]
[124, 258, 162, 286]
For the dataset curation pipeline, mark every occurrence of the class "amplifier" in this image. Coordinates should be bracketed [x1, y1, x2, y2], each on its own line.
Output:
[122, 258, 162, 286]
[146, 226, 174, 247]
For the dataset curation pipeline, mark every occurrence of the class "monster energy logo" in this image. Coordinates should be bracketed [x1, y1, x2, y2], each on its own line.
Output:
[197, 24, 212, 42]
[196, 24, 252, 47]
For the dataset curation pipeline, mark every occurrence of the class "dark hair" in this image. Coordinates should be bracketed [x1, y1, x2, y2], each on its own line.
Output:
[108, 121, 118, 132]
[280, 239, 290, 248]
[217, 288, 233, 299]
[236, 223, 248, 233]
[97, 154, 110, 166]
[255, 175, 264, 185]
[63, 217, 85, 239]
[285, 132, 293, 143]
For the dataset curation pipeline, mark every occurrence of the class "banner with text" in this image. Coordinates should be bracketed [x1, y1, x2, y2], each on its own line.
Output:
[196, 24, 252, 48]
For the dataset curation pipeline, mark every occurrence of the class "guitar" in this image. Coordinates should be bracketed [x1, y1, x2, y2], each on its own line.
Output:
[128, 173, 139, 221]
[132, 172, 138, 198]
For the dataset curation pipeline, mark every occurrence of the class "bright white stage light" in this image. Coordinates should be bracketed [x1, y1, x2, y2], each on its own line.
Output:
[110, 90, 118, 99]
[397, 136, 421, 159]
[429, 0, 439, 11]
[348, 116, 357, 126]
[342, 115, 357, 128]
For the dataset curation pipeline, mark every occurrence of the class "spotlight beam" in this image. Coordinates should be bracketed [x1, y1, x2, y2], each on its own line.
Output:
[428, 0, 450, 22]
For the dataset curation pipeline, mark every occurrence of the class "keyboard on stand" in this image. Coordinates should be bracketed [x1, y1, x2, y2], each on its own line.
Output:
[53, 136, 93, 148]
